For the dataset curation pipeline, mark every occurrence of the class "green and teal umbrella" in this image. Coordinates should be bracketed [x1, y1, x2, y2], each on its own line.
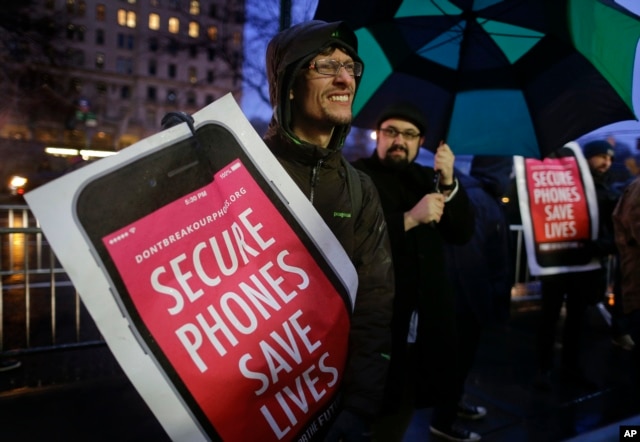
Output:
[315, 0, 640, 157]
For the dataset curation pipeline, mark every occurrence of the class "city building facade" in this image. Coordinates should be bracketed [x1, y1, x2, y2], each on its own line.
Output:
[0, 0, 245, 156]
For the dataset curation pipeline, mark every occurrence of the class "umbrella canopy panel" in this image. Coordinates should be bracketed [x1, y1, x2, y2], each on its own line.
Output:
[315, 0, 640, 158]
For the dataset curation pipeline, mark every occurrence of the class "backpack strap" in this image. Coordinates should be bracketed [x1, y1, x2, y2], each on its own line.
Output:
[342, 157, 362, 220]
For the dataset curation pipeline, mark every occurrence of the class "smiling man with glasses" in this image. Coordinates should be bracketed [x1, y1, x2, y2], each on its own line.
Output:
[263, 20, 394, 442]
[353, 102, 479, 442]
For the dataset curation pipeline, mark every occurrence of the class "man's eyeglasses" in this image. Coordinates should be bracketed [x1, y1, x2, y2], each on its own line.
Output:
[308, 59, 363, 77]
[378, 127, 421, 141]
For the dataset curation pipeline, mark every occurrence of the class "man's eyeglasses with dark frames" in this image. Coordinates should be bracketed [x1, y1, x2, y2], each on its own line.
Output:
[378, 127, 421, 141]
[308, 59, 363, 77]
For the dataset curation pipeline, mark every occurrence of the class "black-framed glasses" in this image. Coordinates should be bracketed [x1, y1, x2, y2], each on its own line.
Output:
[378, 127, 421, 141]
[308, 59, 363, 77]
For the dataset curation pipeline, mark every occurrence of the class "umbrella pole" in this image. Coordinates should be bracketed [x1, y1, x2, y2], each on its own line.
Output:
[280, 0, 292, 30]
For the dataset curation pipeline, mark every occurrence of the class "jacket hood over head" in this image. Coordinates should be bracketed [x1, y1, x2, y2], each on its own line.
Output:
[265, 20, 362, 151]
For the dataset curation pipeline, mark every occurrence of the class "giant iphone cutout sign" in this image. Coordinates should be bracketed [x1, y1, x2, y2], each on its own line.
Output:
[26, 95, 357, 441]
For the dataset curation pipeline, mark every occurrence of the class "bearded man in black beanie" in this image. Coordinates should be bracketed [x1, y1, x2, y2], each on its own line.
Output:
[353, 102, 479, 442]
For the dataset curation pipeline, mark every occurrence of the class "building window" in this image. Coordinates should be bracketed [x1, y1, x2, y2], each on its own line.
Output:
[189, 0, 200, 15]
[149, 37, 158, 52]
[116, 34, 135, 50]
[189, 44, 197, 58]
[168, 38, 178, 55]
[64, 24, 86, 42]
[96, 52, 105, 69]
[150, 0, 160, 7]
[147, 86, 157, 102]
[232, 51, 241, 69]
[207, 70, 214, 84]
[188, 67, 197, 84]
[45, 0, 55, 10]
[116, 57, 133, 74]
[169, 0, 179, 10]
[149, 59, 157, 76]
[121, 85, 131, 99]
[168, 17, 179, 34]
[97, 82, 107, 94]
[66, 0, 75, 14]
[167, 90, 177, 104]
[96, 29, 104, 45]
[118, 9, 136, 28]
[232, 31, 241, 46]
[187, 92, 196, 106]
[149, 13, 160, 31]
[68, 49, 85, 67]
[127, 10, 137, 28]
[207, 25, 218, 41]
[234, 9, 244, 24]
[96, 4, 106, 21]
[78, 0, 86, 16]
[66, 24, 76, 40]
[168, 63, 176, 78]
[70, 78, 82, 93]
[207, 47, 216, 61]
[188, 21, 199, 38]
[117, 9, 126, 26]
[208, 4, 217, 18]
[205, 94, 214, 105]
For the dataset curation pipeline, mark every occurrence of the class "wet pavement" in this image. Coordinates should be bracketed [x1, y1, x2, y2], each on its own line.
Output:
[0, 299, 638, 441]
[402, 300, 640, 441]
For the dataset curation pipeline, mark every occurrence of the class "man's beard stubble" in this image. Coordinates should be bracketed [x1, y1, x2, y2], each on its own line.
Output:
[322, 102, 353, 127]
[381, 144, 411, 171]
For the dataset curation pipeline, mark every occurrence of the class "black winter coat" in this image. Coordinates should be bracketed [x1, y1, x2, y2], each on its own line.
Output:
[444, 172, 512, 326]
[262, 131, 394, 419]
[353, 154, 474, 407]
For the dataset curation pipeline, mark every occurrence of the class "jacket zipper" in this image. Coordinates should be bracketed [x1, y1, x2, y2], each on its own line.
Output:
[309, 158, 324, 205]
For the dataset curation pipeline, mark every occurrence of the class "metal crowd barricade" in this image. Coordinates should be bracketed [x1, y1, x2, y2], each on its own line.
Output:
[508, 224, 615, 324]
[0, 208, 545, 356]
[509, 224, 542, 300]
[0, 204, 104, 355]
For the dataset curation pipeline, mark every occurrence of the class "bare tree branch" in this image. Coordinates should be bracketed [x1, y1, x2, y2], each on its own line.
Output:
[242, 0, 319, 121]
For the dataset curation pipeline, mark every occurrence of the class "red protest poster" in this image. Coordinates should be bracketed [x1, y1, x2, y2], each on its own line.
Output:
[103, 158, 349, 441]
[525, 156, 590, 245]
[515, 142, 600, 276]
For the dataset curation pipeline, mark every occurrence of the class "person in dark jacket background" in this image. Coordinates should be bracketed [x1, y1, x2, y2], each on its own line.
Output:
[445, 156, 513, 327]
[534, 140, 621, 391]
[612, 174, 640, 394]
[263, 20, 394, 441]
[443, 156, 514, 430]
[352, 103, 477, 441]
[583, 141, 632, 347]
